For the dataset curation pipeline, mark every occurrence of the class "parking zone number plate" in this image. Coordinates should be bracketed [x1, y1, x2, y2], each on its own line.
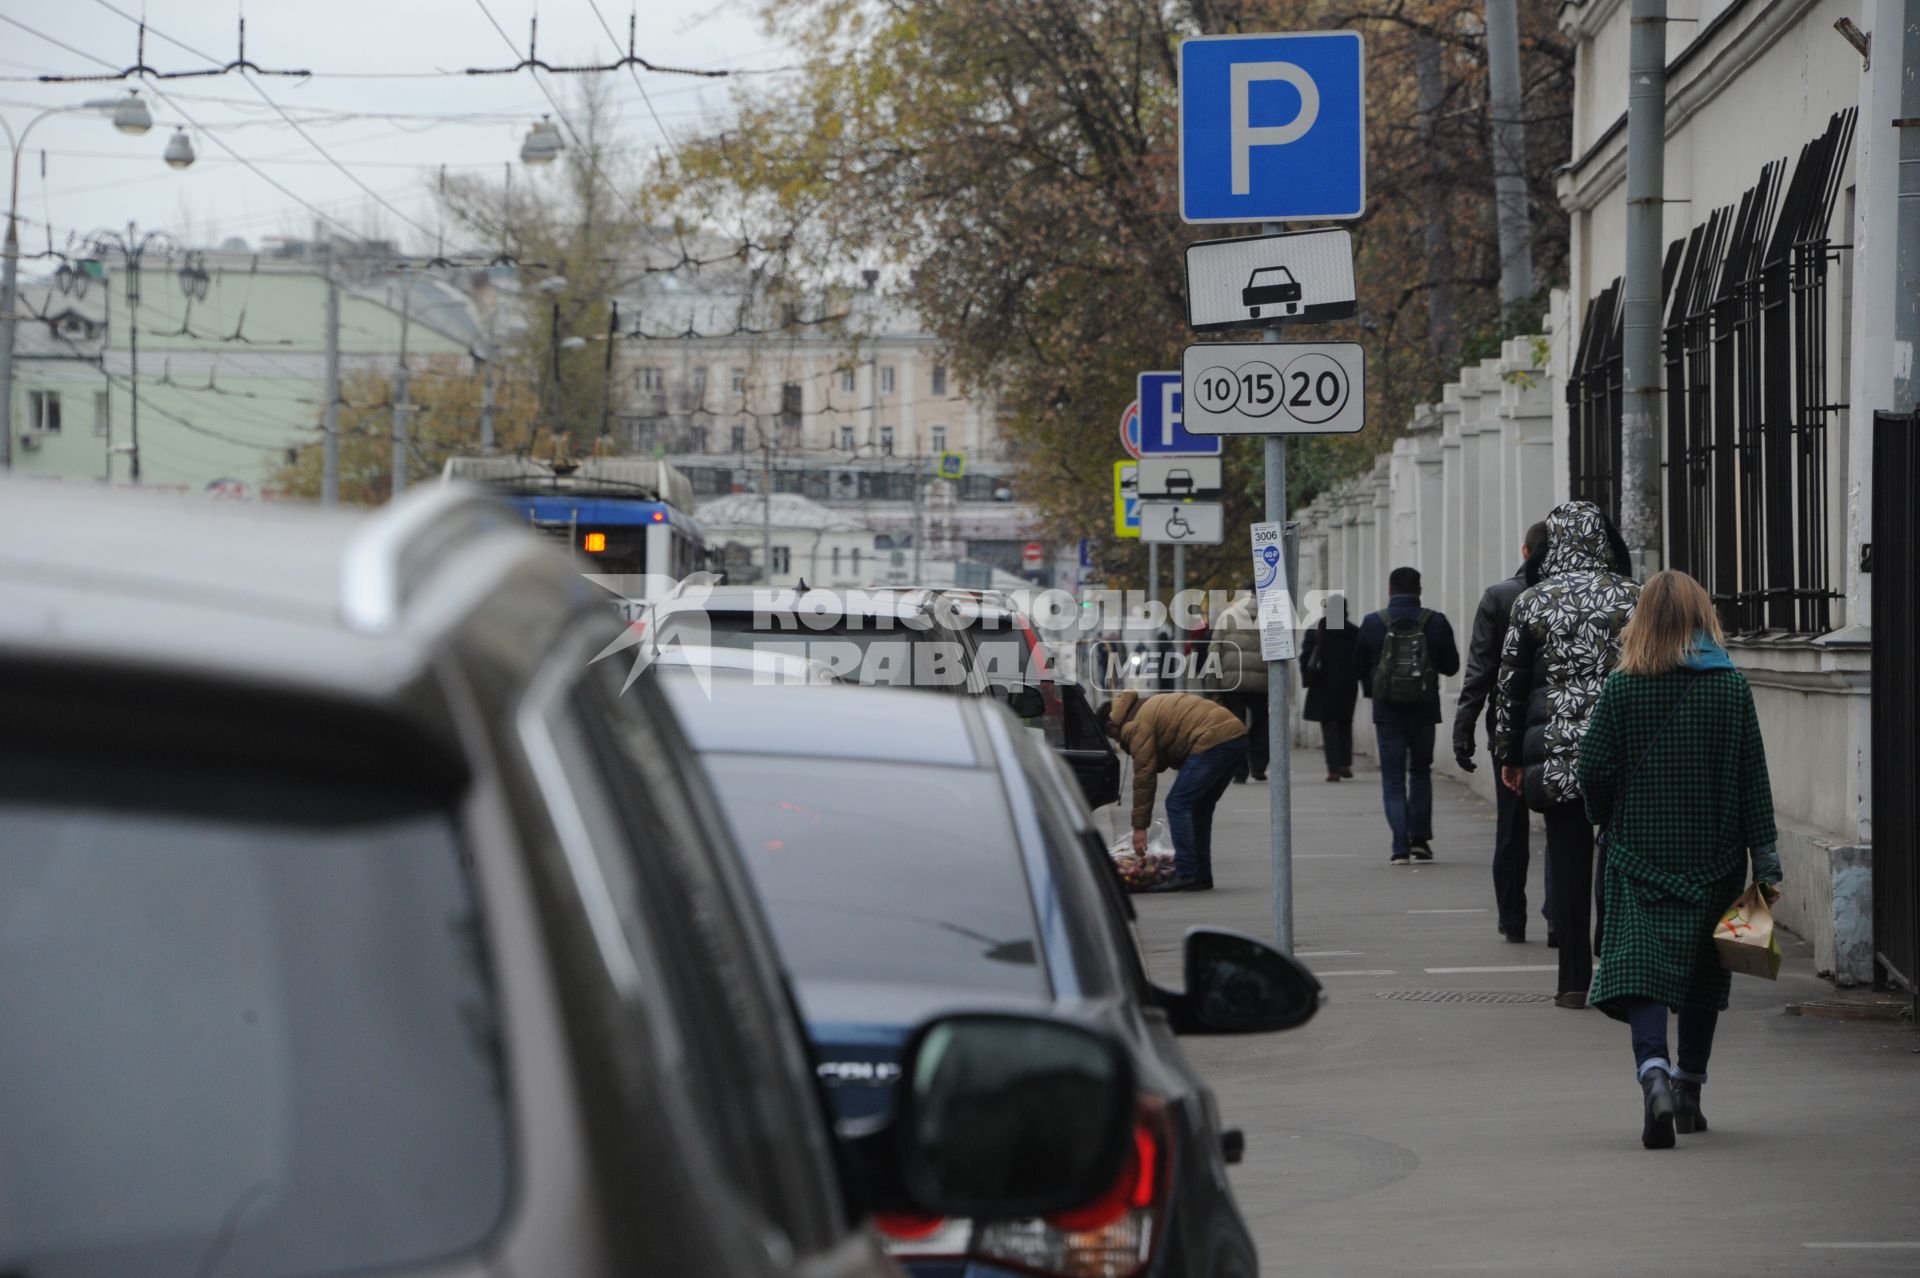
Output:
[1181, 341, 1365, 435]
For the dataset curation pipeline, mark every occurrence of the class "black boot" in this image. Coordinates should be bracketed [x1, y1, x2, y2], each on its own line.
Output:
[1639, 1068, 1676, 1150]
[1672, 1076, 1707, 1134]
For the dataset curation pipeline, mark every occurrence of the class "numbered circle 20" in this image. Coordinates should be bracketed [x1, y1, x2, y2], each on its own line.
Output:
[1278, 350, 1351, 425]
[1195, 361, 1286, 418]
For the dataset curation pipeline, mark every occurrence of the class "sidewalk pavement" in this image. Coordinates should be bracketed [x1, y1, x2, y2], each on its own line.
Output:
[1123, 750, 1920, 1276]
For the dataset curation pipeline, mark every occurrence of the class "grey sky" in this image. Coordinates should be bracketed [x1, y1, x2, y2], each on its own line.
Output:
[0, 0, 783, 258]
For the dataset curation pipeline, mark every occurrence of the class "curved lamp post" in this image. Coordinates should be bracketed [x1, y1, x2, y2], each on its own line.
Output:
[0, 92, 190, 472]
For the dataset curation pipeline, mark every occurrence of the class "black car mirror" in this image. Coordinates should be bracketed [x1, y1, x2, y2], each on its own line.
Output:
[891, 1013, 1133, 1220]
[1158, 928, 1324, 1035]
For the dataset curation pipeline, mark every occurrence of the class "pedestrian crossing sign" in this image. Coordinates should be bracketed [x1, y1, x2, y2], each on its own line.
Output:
[936, 451, 967, 480]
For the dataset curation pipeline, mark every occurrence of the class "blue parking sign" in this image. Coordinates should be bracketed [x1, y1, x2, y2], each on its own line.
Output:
[1137, 371, 1222, 456]
[1179, 31, 1365, 224]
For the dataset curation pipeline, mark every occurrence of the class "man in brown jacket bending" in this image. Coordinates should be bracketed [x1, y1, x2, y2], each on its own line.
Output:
[1100, 690, 1249, 892]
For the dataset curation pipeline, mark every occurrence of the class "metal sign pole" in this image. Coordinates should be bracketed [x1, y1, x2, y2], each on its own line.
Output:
[1264, 221, 1294, 956]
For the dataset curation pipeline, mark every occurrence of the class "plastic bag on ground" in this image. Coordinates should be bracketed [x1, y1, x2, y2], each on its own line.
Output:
[1108, 818, 1177, 893]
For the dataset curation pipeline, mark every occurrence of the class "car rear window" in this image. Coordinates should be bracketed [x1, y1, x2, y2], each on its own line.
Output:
[689, 614, 975, 691]
[0, 777, 508, 1278]
[700, 754, 1048, 1001]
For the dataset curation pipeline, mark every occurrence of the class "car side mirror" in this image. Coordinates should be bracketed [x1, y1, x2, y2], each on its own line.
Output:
[890, 1013, 1133, 1220]
[1157, 928, 1324, 1035]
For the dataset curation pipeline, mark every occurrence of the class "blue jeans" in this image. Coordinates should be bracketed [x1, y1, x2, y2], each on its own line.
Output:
[1166, 739, 1248, 883]
[1623, 996, 1718, 1077]
[1375, 714, 1435, 858]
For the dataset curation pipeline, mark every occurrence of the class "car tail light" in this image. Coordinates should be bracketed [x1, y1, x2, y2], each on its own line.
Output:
[875, 1213, 972, 1261]
[968, 1099, 1171, 1278]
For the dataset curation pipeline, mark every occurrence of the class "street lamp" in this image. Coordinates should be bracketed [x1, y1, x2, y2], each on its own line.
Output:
[0, 95, 189, 471]
[162, 129, 196, 170]
[519, 117, 563, 166]
[111, 90, 152, 136]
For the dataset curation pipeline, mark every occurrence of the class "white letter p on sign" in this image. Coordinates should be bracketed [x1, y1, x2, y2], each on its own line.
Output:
[1229, 61, 1319, 195]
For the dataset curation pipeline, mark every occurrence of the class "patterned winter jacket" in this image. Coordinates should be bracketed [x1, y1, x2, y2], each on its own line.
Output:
[1492, 501, 1640, 809]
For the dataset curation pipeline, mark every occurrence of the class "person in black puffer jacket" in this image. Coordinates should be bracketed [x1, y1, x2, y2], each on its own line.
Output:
[1493, 500, 1639, 1006]
[1453, 519, 1550, 943]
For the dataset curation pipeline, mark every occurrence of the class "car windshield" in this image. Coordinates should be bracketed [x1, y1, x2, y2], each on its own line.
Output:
[687, 613, 975, 690]
[700, 753, 1048, 1005]
[0, 779, 508, 1278]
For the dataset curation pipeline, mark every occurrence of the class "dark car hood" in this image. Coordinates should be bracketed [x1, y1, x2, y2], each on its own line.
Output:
[800, 977, 1052, 1123]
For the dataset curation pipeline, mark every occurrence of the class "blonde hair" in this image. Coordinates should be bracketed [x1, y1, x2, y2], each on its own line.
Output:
[1617, 570, 1723, 676]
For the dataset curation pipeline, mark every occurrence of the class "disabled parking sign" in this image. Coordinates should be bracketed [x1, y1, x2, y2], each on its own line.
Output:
[1179, 31, 1365, 224]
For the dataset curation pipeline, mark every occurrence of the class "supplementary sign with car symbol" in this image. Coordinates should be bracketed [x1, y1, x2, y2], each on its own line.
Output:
[1140, 501, 1224, 545]
[1181, 341, 1365, 436]
[1138, 456, 1223, 498]
[1179, 30, 1365, 224]
[1186, 228, 1356, 332]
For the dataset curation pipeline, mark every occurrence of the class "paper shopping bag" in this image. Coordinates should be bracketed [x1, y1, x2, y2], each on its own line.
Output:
[1713, 884, 1782, 980]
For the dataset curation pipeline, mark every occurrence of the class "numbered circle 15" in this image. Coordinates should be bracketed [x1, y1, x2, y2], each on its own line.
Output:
[1195, 361, 1286, 418]
[1278, 351, 1351, 425]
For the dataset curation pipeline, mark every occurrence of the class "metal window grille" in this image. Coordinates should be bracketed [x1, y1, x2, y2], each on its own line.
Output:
[1565, 278, 1623, 518]
[1577, 109, 1854, 635]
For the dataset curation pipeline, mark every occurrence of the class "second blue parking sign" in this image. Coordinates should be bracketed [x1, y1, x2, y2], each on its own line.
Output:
[1179, 31, 1365, 224]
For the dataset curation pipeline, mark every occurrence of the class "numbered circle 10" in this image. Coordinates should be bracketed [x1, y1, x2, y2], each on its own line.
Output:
[1193, 353, 1351, 425]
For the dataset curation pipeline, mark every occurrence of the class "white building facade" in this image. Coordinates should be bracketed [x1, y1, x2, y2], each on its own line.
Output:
[1289, 0, 1911, 987]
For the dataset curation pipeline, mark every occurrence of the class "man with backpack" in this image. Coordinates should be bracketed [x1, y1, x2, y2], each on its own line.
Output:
[1356, 567, 1461, 865]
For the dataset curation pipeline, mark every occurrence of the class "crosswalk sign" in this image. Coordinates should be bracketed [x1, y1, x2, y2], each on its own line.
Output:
[935, 451, 966, 480]
[1113, 460, 1140, 539]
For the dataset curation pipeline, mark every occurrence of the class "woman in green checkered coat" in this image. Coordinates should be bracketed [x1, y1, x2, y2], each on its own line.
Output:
[1578, 571, 1780, 1150]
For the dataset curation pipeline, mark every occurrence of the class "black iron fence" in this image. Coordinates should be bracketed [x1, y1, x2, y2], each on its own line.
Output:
[1871, 410, 1918, 1005]
[1570, 109, 1856, 634]
[1566, 278, 1622, 518]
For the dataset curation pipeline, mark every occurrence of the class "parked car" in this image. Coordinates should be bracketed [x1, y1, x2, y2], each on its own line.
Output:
[650, 643, 846, 684]
[0, 481, 1138, 1278]
[646, 583, 990, 695]
[664, 680, 1323, 1278]
[936, 588, 1120, 810]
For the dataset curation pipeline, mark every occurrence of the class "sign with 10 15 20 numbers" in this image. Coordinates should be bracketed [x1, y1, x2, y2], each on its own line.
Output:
[1180, 341, 1365, 436]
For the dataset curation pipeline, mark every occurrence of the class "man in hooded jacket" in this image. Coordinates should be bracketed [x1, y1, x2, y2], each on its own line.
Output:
[1101, 690, 1248, 891]
[1493, 500, 1640, 1006]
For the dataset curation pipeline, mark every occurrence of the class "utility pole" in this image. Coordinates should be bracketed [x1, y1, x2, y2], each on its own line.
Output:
[1415, 34, 1455, 363]
[761, 433, 773, 584]
[479, 357, 495, 452]
[1485, 0, 1536, 316]
[390, 275, 412, 498]
[126, 251, 141, 484]
[1619, 0, 1668, 573]
[911, 470, 924, 584]
[1264, 220, 1295, 955]
[322, 251, 341, 506]
[599, 300, 617, 449]
[1898, 9, 1920, 413]
[1172, 542, 1186, 688]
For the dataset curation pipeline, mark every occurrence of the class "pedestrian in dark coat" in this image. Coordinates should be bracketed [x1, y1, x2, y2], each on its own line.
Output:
[1453, 521, 1550, 941]
[1299, 593, 1359, 782]
[1207, 594, 1270, 782]
[1494, 500, 1639, 1005]
[1355, 567, 1460, 864]
[1579, 570, 1779, 1150]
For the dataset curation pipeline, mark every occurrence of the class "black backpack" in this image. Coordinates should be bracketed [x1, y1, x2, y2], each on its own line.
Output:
[1372, 609, 1436, 704]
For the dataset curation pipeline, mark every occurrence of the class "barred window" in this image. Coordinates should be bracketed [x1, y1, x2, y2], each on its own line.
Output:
[1569, 109, 1855, 636]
